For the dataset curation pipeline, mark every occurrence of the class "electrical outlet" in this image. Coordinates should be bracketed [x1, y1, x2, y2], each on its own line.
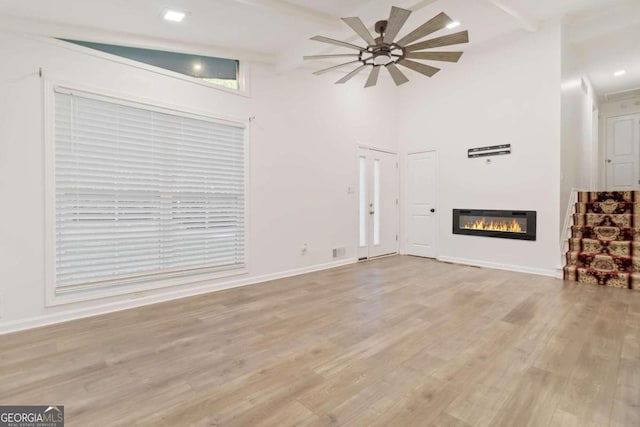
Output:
[301, 243, 308, 255]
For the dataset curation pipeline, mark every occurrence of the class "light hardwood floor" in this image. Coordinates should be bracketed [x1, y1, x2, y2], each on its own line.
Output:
[1, 256, 639, 426]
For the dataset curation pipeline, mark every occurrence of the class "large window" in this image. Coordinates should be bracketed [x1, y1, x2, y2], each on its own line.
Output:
[52, 88, 246, 293]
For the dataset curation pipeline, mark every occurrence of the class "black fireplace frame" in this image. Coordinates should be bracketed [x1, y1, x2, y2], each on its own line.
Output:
[452, 209, 537, 241]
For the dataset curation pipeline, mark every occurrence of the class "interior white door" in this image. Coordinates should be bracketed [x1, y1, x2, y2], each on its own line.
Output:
[606, 114, 640, 190]
[406, 151, 438, 258]
[358, 148, 398, 259]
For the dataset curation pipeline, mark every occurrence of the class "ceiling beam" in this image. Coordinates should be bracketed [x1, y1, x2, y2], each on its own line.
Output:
[567, 3, 640, 45]
[231, 0, 341, 29]
[485, 0, 539, 32]
[406, 0, 439, 12]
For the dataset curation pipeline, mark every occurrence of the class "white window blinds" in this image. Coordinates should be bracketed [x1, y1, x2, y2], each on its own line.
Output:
[54, 89, 246, 290]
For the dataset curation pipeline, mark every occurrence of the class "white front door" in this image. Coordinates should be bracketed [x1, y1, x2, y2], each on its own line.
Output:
[606, 114, 640, 190]
[358, 148, 398, 259]
[406, 151, 438, 258]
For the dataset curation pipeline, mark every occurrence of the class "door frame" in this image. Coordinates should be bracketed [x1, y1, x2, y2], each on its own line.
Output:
[357, 144, 400, 260]
[404, 149, 439, 258]
[604, 113, 640, 190]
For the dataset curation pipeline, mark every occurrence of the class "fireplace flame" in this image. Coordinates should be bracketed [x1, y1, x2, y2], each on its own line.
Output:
[463, 218, 523, 233]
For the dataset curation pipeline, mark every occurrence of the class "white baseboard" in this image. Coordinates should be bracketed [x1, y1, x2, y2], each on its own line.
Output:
[0, 258, 357, 335]
[554, 268, 564, 279]
[437, 256, 560, 278]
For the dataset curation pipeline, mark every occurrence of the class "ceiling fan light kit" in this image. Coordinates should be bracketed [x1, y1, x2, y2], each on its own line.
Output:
[304, 6, 469, 87]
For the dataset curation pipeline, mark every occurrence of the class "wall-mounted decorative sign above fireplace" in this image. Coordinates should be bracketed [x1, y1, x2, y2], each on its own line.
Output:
[453, 209, 537, 241]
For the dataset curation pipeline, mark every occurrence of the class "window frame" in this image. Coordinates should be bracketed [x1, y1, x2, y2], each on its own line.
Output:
[44, 81, 250, 306]
[47, 37, 252, 98]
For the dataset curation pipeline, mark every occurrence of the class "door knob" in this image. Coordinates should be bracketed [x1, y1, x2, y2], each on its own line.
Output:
[430, 208, 436, 213]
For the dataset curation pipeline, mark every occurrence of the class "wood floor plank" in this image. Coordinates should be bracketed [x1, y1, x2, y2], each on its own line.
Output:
[0, 255, 638, 426]
[621, 313, 640, 361]
[610, 357, 640, 427]
[488, 366, 567, 427]
[549, 299, 627, 426]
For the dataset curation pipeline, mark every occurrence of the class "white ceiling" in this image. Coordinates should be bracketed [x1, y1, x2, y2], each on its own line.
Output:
[0, 0, 638, 97]
[566, 1, 640, 97]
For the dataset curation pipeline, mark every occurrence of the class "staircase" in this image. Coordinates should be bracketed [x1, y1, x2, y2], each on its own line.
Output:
[563, 191, 640, 290]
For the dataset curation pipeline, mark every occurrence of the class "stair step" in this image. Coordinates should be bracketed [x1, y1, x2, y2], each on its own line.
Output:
[565, 252, 638, 272]
[568, 238, 639, 257]
[565, 191, 640, 290]
[578, 191, 640, 203]
[563, 265, 640, 289]
[573, 213, 638, 227]
[571, 225, 640, 241]
[575, 201, 637, 214]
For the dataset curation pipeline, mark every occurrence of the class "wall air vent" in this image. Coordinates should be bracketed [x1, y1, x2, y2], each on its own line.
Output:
[332, 247, 346, 258]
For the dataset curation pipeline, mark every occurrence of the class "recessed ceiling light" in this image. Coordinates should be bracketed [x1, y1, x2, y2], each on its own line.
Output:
[447, 21, 461, 29]
[193, 63, 202, 71]
[614, 70, 626, 77]
[164, 10, 186, 22]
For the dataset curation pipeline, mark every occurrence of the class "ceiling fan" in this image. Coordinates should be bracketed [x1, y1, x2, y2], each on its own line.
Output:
[304, 6, 469, 87]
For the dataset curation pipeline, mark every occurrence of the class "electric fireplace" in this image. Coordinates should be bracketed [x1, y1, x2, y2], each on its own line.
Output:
[453, 209, 537, 241]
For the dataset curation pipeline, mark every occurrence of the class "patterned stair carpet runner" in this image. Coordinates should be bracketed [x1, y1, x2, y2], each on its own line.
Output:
[563, 191, 640, 289]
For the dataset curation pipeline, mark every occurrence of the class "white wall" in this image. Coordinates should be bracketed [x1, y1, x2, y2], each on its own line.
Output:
[0, 32, 400, 332]
[560, 26, 598, 225]
[397, 25, 563, 275]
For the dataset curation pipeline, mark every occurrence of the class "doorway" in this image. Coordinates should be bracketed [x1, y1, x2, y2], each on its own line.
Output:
[358, 147, 399, 259]
[606, 113, 640, 190]
[406, 151, 438, 258]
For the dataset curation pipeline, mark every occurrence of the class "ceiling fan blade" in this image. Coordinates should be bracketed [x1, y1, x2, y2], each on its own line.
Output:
[310, 35, 364, 51]
[395, 12, 452, 46]
[304, 54, 361, 60]
[341, 17, 376, 45]
[383, 6, 412, 44]
[398, 59, 440, 77]
[405, 31, 469, 52]
[313, 60, 362, 75]
[364, 66, 381, 88]
[386, 63, 409, 86]
[404, 51, 464, 62]
[336, 65, 369, 84]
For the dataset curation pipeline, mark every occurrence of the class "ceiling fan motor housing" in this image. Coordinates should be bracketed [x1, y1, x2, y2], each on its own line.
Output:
[374, 20, 388, 35]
